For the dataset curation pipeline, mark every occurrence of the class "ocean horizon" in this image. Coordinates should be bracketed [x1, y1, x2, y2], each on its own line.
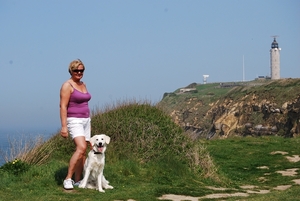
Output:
[0, 128, 57, 166]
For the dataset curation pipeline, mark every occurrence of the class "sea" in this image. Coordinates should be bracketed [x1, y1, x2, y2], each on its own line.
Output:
[0, 129, 57, 166]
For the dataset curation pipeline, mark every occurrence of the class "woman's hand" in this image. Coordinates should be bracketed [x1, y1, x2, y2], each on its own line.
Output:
[60, 127, 69, 138]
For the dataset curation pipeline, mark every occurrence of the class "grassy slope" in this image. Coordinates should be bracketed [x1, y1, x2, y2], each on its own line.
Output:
[0, 102, 212, 200]
[0, 101, 299, 200]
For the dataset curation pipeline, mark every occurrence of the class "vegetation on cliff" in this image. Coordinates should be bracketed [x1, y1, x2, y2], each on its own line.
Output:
[158, 78, 300, 139]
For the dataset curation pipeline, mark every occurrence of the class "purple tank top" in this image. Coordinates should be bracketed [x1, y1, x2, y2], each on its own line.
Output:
[67, 84, 92, 118]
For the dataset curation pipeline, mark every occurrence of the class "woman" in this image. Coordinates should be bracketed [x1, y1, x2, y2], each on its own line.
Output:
[60, 59, 92, 190]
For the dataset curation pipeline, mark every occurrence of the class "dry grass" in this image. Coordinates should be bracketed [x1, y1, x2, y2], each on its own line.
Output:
[0, 134, 56, 165]
[180, 135, 222, 184]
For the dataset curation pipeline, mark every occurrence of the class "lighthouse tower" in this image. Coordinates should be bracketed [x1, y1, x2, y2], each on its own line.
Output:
[270, 37, 281, 79]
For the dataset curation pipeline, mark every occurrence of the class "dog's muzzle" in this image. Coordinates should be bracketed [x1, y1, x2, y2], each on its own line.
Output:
[94, 143, 104, 154]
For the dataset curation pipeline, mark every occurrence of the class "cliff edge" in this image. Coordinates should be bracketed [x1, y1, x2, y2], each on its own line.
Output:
[157, 78, 300, 139]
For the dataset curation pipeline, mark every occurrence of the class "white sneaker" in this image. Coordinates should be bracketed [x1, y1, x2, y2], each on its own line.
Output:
[73, 180, 81, 187]
[63, 178, 74, 190]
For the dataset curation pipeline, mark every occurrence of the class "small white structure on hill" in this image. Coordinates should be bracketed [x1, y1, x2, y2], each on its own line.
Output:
[179, 88, 197, 93]
[203, 75, 209, 84]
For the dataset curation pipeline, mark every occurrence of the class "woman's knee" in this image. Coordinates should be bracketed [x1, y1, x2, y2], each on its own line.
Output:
[74, 137, 87, 154]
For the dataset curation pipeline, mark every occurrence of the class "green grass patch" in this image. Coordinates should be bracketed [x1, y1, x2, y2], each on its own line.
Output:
[206, 136, 300, 187]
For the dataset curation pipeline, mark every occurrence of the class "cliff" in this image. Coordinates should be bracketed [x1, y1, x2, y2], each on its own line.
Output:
[157, 78, 300, 139]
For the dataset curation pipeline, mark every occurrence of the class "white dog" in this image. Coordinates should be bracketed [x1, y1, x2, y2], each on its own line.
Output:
[78, 134, 113, 192]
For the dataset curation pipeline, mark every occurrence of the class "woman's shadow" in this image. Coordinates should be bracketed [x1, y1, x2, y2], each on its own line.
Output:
[54, 166, 69, 185]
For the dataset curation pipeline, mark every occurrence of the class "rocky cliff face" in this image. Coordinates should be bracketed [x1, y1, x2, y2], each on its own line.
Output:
[158, 79, 300, 139]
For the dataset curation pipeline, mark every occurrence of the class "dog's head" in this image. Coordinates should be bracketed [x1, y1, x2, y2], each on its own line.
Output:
[90, 134, 111, 154]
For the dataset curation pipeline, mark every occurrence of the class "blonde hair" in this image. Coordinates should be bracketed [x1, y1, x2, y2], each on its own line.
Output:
[68, 59, 85, 74]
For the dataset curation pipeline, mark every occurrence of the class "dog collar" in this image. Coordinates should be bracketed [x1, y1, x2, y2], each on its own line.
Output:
[93, 150, 102, 154]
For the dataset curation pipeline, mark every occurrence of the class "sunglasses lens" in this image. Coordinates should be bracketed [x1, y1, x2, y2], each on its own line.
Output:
[73, 69, 84, 73]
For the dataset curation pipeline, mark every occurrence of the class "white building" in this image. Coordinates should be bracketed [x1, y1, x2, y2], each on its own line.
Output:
[270, 37, 281, 79]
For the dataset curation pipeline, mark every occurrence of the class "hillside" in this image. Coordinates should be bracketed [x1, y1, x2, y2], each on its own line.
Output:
[1, 90, 300, 200]
[157, 78, 300, 139]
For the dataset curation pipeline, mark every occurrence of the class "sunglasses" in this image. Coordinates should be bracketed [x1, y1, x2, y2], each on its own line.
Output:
[73, 69, 85, 73]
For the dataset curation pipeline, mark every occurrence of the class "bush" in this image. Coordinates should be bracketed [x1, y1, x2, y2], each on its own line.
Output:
[0, 158, 30, 175]
[90, 100, 219, 181]
[91, 102, 189, 162]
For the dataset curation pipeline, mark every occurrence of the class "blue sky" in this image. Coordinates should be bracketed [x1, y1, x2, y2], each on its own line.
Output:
[0, 0, 299, 135]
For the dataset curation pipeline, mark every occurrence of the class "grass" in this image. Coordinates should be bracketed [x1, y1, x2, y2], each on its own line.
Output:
[0, 100, 300, 200]
[206, 136, 300, 185]
[205, 136, 300, 200]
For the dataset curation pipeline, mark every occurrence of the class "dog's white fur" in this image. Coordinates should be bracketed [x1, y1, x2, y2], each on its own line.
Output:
[78, 134, 113, 192]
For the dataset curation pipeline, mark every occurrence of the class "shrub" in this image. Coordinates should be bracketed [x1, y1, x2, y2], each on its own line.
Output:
[0, 158, 30, 175]
[91, 101, 189, 163]
[90, 100, 220, 182]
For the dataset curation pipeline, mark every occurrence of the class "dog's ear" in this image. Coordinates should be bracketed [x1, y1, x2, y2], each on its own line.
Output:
[105, 135, 111, 144]
[90, 135, 97, 146]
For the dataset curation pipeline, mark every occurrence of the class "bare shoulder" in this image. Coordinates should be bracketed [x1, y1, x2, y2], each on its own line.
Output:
[60, 81, 72, 92]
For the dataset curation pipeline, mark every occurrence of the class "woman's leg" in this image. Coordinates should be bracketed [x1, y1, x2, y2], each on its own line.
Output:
[65, 136, 87, 181]
[74, 143, 87, 182]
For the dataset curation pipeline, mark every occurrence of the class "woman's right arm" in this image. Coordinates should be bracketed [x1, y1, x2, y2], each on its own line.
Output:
[60, 82, 71, 138]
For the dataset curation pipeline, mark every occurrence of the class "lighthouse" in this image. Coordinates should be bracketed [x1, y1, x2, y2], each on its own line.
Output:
[270, 37, 281, 79]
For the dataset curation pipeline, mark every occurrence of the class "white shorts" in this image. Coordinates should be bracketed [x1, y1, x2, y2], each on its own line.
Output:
[67, 117, 91, 141]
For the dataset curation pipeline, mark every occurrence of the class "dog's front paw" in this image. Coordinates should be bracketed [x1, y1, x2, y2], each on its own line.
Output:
[105, 185, 114, 189]
[78, 183, 85, 189]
